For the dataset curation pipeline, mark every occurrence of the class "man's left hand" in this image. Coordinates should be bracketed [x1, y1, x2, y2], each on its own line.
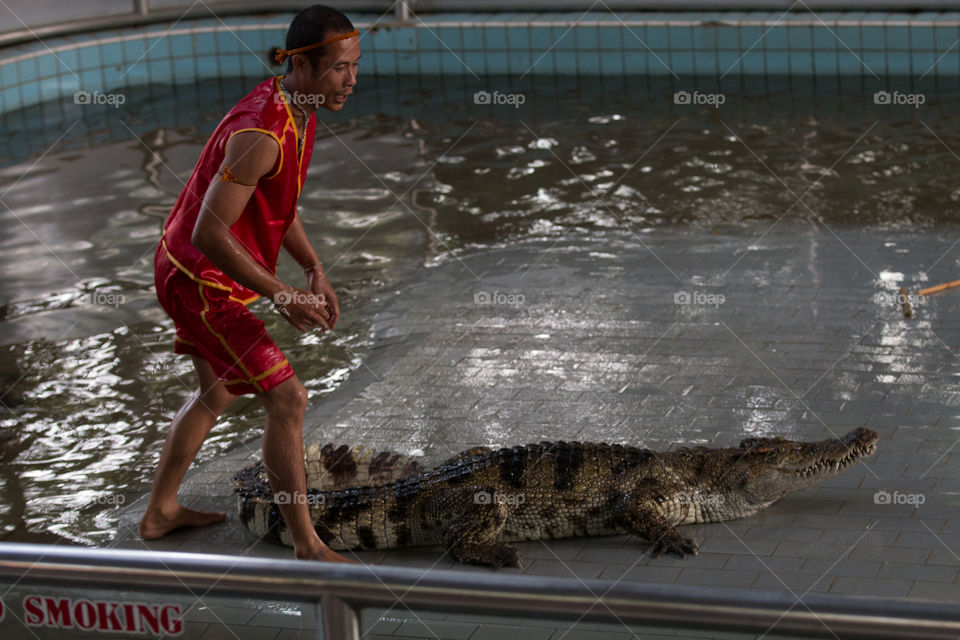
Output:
[306, 265, 339, 329]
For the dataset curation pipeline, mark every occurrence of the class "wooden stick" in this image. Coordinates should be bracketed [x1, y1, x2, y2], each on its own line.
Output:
[899, 287, 912, 319]
[918, 279, 960, 296]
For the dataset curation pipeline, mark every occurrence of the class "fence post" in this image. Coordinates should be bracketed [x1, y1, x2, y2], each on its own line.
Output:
[321, 594, 360, 640]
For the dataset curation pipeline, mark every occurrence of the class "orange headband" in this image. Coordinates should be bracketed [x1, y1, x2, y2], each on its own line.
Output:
[273, 30, 360, 64]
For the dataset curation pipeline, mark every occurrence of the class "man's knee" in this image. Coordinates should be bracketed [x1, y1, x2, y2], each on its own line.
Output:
[262, 377, 308, 418]
[191, 356, 234, 415]
[198, 385, 235, 416]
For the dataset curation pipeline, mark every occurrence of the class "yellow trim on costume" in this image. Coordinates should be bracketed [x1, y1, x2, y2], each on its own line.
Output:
[276, 75, 309, 196]
[161, 235, 260, 306]
[227, 127, 284, 180]
[223, 358, 290, 387]
[162, 237, 230, 293]
[174, 336, 197, 347]
[253, 358, 291, 382]
[198, 282, 263, 393]
[298, 119, 307, 196]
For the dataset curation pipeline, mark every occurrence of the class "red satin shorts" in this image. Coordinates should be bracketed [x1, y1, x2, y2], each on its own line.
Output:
[154, 243, 295, 395]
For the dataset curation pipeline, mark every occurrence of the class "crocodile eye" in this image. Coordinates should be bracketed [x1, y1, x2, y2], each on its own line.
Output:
[655, 495, 665, 504]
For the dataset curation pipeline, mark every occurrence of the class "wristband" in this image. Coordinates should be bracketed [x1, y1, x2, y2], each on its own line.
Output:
[273, 285, 295, 314]
[303, 263, 324, 276]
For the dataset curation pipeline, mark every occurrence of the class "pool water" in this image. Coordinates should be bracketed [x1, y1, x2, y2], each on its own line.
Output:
[0, 74, 958, 544]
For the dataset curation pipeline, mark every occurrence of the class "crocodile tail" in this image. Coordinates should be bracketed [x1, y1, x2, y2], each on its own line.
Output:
[234, 445, 424, 543]
[232, 461, 288, 543]
[305, 443, 426, 490]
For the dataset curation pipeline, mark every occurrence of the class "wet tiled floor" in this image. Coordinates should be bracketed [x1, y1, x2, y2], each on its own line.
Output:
[107, 225, 960, 638]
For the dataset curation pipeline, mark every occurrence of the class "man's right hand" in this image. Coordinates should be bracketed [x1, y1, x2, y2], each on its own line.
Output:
[273, 286, 331, 332]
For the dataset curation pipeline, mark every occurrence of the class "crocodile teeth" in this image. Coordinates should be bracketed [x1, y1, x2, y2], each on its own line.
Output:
[796, 442, 875, 477]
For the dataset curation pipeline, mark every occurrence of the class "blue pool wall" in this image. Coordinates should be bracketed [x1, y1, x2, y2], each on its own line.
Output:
[1, 11, 960, 113]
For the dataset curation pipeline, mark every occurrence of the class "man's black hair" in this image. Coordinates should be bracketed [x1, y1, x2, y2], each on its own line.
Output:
[268, 5, 355, 72]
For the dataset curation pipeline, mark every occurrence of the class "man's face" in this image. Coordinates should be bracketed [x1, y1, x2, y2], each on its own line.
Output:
[304, 35, 361, 112]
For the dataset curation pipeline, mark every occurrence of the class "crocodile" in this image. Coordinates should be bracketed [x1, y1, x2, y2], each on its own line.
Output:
[233, 428, 878, 567]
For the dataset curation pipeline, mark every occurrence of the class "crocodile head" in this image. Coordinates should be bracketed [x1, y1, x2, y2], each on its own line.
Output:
[728, 427, 878, 509]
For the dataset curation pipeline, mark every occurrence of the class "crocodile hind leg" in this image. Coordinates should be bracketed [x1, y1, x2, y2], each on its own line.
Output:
[615, 491, 699, 558]
[427, 486, 522, 568]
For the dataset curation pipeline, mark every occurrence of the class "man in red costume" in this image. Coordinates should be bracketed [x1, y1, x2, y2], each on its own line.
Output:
[139, 5, 359, 563]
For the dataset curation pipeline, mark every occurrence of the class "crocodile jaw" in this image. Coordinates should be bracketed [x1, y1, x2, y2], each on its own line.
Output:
[732, 428, 879, 508]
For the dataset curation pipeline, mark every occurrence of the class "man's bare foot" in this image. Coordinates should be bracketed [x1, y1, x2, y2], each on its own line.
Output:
[295, 542, 359, 563]
[139, 504, 227, 539]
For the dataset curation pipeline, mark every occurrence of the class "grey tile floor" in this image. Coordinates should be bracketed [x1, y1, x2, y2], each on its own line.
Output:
[103, 226, 960, 638]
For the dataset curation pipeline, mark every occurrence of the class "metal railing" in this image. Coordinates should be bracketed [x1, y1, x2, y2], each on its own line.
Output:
[4, 1, 960, 48]
[1, 543, 959, 639]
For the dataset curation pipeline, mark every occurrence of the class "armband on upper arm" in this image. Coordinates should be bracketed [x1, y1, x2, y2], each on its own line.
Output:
[220, 166, 258, 186]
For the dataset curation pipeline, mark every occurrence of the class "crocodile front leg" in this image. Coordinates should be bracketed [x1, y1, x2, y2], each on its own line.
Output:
[424, 486, 522, 568]
[615, 491, 699, 558]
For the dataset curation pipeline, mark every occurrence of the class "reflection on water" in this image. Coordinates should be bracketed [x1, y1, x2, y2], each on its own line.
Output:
[1, 75, 960, 543]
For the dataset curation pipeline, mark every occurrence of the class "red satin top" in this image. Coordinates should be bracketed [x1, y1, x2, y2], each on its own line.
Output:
[159, 75, 315, 304]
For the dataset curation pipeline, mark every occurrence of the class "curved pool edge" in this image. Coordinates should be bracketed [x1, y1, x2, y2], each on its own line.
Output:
[4, 10, 960, 114]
